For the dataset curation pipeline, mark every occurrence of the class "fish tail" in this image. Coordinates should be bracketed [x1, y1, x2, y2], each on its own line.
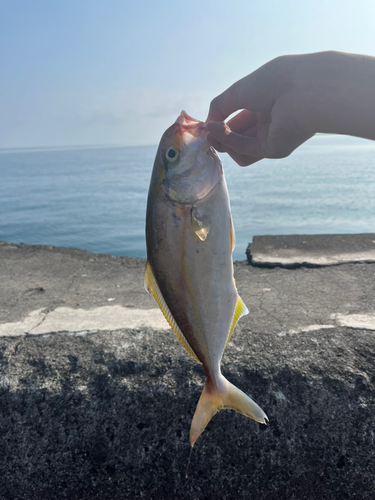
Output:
[189, 375, 268, 447]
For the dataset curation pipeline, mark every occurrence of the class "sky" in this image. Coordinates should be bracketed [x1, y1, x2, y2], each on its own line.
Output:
[1, 0, 375, 148]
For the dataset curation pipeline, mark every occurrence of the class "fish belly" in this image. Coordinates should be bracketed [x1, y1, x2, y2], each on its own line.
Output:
[147, 177, 236, 371]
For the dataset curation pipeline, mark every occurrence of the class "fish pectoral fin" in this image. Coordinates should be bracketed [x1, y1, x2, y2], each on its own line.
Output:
[144, 261, 201, 364]
[226, 295, 249, 346]
[190, 375, 268, 447]
[191, 207, 210, 241]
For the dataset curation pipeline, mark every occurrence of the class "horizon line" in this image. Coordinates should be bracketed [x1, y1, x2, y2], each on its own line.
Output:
[1, 134, 373, 155]
[0, 143, 158, 154]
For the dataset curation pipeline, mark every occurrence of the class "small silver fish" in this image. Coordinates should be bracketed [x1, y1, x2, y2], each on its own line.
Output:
[145, 111, 268, 446]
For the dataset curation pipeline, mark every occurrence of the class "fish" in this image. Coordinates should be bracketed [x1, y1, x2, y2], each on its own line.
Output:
[145, 110, 268, 446]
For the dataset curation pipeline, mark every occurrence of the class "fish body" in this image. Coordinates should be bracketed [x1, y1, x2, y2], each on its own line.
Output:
[145, 111, 268, 446]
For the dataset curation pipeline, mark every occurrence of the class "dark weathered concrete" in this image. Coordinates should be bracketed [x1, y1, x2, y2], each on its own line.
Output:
[1, 240, 375, 499]
[248, 233, 375, 267]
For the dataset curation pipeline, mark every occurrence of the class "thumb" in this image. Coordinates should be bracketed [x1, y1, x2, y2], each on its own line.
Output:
[205, 121, 264, 159]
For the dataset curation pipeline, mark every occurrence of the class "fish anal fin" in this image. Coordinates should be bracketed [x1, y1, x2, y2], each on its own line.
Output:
[226, 295, 249, 346]
[190, 375, 268, 447]
[144, 261, 201, 364]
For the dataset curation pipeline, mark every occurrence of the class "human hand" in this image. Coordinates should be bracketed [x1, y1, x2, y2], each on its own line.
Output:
[205, 51, 375, 166]
[205, 55, 314, 166]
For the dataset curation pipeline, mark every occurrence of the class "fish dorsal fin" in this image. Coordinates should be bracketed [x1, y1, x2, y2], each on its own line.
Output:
[226, 295, 249, 346]
[229, 216, 235, 253]
[144, 261, 201, 364]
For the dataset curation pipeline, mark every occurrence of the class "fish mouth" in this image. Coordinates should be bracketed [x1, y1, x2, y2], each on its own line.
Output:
[175, 111, 220, 164]
[176, 110, 206, 138]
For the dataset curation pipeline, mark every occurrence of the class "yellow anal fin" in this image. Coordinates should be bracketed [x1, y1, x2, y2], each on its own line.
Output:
[226, 295, 249, 346]
[229, 216, 235, 253]
[144, 261, 201, 364]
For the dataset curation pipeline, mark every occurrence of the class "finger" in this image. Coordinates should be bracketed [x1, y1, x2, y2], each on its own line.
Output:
[207, 130, 262, 166]
[236, 58, 286, 113]
[235, 123, 258, 139]
[205, 121, 264, 158]
[206, 134, 227, 152]
[207, 123, 258, 150]
[226, 109, 258, 134]
[207, 58, 284, 123]
[225, 147, 262, 167]
[206, 80, 243, 122]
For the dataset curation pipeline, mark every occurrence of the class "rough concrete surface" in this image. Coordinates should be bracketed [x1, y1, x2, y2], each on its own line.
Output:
[248, 233, 375, 267]
[1, 240, 375, 499]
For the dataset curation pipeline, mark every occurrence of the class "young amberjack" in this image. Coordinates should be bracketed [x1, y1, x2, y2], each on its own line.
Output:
[145, 111, 268, 446]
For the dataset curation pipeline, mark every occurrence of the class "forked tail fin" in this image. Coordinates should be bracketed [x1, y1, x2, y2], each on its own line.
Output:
[190, 375, 268, 447]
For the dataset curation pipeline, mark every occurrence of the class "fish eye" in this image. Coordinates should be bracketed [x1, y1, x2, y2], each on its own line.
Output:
[166, 146, 179, 163]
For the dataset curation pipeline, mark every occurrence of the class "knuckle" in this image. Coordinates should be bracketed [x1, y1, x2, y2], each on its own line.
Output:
[237, 158, 251, 167]
[209, 96, 221, 111]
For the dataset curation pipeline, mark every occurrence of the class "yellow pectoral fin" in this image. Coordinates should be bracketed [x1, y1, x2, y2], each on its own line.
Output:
[144, 261, 201, 364]
[226, 295, 249, 346]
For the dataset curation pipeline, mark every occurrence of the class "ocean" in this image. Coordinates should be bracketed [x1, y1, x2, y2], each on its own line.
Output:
[0, 135, 374, 262]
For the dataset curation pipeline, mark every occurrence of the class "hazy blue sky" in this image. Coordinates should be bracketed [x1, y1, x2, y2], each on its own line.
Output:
[1, 0, 374, 148]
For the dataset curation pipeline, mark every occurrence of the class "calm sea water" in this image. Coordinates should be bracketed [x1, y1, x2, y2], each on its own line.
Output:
[0, 135, 374, 262]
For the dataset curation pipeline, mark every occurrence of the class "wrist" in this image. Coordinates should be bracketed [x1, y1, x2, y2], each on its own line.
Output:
[290, 52, 375, 140]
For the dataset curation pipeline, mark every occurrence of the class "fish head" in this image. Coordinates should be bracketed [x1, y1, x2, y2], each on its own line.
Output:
[151, 111, 222, 204]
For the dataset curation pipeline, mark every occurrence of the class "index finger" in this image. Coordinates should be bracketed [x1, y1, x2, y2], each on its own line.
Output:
[226, 109, 258, 133]
[206, 80, 243, 122]
[206, 57, 286, 123]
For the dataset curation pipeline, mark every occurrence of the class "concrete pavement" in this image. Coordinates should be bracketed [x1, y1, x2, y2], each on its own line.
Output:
[1, 237, 375, 499]
[248, 233, 375, 267]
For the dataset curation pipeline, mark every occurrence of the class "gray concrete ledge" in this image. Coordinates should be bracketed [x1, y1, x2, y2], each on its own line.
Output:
[1, 240, 375, 499]
[247, 233, 375, 268]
